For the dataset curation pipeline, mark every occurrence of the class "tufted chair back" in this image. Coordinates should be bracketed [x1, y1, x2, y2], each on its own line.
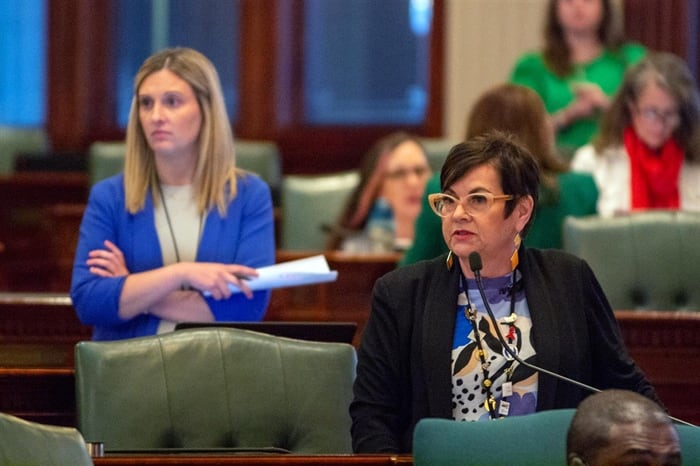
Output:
[75, 328, 356, 453]
[563, 211, 700, 310]
[0, 412, 93, 465]
[280, 171, 360, 250]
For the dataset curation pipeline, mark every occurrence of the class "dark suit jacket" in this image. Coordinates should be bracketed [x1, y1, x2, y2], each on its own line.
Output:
[350, 247, 658, 453]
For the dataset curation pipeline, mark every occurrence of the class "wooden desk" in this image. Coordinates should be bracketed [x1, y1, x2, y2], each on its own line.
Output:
[0, 292, 91, 367]
[615, 310, 700, 425]
[267, 250, 400, 346]
[0, 171, 87, 292]
[0, 312, 699, 429]
[0, 367, 75, 426]
[93, 454, 412, 465]
[2, 281, 699, 427]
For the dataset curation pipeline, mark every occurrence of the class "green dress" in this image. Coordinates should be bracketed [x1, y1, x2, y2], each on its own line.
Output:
[400, 174, 444, 266]
[510, 43, 646, 157]
[400, 172, 598, 266]
[525, 172, 598, 250]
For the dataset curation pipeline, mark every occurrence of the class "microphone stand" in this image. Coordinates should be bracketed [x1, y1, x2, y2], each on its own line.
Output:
[467, 252, 696, 427]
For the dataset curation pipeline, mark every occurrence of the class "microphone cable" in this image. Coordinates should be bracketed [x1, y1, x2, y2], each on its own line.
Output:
[467, 251, 696, 427]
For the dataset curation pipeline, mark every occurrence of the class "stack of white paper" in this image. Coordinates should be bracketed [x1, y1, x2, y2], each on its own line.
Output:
[220, 254, 338, 294]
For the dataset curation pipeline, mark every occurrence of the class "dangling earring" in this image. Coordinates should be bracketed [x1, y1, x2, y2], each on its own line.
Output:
[510, 234, 521, 271]
[446, 250, 454, 270]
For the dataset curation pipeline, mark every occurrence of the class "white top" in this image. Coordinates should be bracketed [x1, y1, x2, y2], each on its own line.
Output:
[153, 184, 201, 333]
[571, 144, 700, 217]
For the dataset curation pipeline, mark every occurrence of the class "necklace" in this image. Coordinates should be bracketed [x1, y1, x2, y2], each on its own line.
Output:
[459, 271, 520, 420]
[157, 182, 203, 264]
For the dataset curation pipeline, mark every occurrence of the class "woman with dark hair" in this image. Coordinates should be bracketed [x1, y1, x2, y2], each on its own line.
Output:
[326, 131, 431, 252]
[401, 83, 597, 265]
[510, 0, 646, 157]
[572, 52, 700, 216]
[350, 132, 657, 453]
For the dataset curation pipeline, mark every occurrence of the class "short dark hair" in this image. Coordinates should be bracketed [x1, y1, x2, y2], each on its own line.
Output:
[567, 390, 674, 465]
[440, 131, 540, 236]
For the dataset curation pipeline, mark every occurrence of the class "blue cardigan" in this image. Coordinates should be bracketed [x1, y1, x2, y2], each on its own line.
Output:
[70, 172, 275, 341]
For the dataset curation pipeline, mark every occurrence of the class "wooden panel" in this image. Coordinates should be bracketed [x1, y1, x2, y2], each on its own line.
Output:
[0, 368, 75, 427]
[93, 454, 413, 465]
[47, 0, 119, 149]
[624, 0, 689, 57]
[0, 173, 88, 292]
[0, 292, 91, 367]
[615, 310, 700, 425]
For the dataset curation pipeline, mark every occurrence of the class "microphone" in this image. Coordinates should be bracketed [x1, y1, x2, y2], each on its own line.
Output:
[467, 251, 697, 427]
[467, 251, 601, 395]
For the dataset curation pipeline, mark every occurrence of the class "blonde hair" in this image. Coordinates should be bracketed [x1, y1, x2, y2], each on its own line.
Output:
[124, 47, 238, 215]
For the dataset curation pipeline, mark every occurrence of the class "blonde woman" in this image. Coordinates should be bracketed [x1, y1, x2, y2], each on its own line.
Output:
[71, 48, 275, 340]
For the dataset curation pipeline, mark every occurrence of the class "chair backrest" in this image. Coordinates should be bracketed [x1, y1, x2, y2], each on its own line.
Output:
[235, 139, 282, 203]
[0, 126, 50, 174]
[75, 328, 356, 453]
[280, 171, 360, 250]
[413, 409, 576, 466]
[677, 423, 700, 464]
[419, 137, 457, 173]
[88, 141, 126, 186]
[87, 139, 281, 195]
[563, 211, 700, 310]
[0, 412, 93, 466]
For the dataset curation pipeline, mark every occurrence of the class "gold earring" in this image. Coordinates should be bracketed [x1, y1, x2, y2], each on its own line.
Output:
[510, 234, 521, 271]
[446, 250, 454, 270]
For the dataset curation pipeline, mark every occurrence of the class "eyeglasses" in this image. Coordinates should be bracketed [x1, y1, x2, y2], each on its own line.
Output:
[635, 106, 680, 127]
[386, 166, 431, 181]
[428, 192, 514, 217]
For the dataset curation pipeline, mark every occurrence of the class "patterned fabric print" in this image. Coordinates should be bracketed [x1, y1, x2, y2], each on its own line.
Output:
[451, 272, 539, 421]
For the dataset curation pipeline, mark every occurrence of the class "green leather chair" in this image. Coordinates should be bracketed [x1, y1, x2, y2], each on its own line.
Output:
[414, 410, 698, 466]
[87, 139, 281, 198]
[563, 211, 700, 310]
[235, 139, 282, 205]
[678, 423, 700, 464]
[0, 126, 50, 174]
[75, 328, 356, 453]
[88, 141, 126, 186]
[280, 171, 360, 250]
[419, 137, 458, 173]
[0, 412, 93, 465]
[413, 409, 576, 466]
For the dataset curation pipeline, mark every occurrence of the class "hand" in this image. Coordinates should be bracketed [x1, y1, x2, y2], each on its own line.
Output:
[87, 240, 129, 277]
[571, 82, 609, 114]
[553, 83, 610, 131]
[178, 262, 259, 300]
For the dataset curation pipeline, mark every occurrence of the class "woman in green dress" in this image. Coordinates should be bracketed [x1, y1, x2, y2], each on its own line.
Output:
[510, 0, 646, 158]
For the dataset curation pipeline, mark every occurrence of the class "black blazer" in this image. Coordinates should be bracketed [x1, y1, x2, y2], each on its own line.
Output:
[350, 247, 658, 453]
